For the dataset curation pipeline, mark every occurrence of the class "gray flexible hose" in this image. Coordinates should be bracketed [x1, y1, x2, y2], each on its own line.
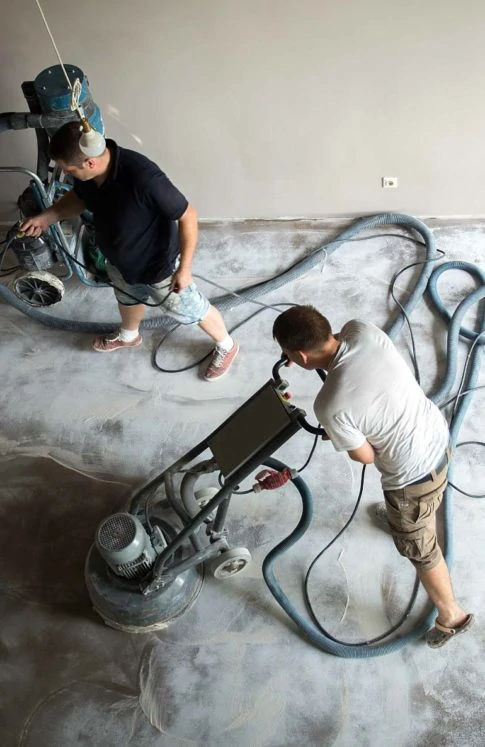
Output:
[213, 212, 437, 343]
[0, 212, 435, 334]
[0, 111, 79, 132]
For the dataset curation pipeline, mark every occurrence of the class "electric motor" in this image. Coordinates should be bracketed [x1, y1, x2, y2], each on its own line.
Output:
[8, 230, 57, 271]
[86, 509, 203, 632]
[95, 513, 156, 580]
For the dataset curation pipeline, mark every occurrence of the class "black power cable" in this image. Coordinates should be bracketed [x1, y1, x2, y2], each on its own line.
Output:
[303, 465, 422, 645]
[297, 433, 320, 473]
[448, 441, 485, 499]
[49, 230, 176, 309]
[0, 236, 21, 277]
[151, 231, 437, 373]
[389, 248, 446, 384]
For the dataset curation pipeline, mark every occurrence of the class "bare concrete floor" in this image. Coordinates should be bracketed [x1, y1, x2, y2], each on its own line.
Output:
[1, 217, 484, 746]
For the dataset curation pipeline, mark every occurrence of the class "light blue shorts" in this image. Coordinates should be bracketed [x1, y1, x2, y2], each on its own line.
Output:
[106, 262, 210, 324]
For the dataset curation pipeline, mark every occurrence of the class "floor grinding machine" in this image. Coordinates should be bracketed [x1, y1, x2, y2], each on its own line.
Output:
[85, 359, 325, 633]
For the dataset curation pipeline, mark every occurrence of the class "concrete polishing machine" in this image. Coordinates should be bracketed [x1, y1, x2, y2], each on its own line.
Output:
[85, 360, 325, 633]
[1, 6, 484, 659]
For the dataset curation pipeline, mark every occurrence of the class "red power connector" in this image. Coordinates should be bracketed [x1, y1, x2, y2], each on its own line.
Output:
[253, 467, 296, 492]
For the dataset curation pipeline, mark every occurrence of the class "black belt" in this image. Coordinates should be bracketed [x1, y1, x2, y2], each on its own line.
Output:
[410, 449, 449, 486]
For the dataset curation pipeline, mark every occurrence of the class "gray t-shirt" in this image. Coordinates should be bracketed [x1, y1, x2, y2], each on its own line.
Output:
[313, 320, 449, 490]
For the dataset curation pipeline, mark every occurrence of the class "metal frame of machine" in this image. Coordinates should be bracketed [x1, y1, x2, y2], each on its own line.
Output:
[1, 165, 108, 289]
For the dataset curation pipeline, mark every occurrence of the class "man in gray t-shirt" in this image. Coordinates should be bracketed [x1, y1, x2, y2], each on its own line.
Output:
[273, 304, 473, 649]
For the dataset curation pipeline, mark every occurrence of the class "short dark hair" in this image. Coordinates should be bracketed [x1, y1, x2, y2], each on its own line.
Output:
[48, 121, 85, 165]
[272, 305, 332, 351]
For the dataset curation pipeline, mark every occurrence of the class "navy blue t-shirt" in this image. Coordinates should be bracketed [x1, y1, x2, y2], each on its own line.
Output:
[73, 140, 188, 284]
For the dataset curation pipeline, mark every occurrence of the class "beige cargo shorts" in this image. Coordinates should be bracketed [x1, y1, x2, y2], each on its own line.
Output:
[383, 455, 449, 571]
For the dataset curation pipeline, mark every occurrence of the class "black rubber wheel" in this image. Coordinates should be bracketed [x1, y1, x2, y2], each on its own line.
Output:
[13, 272, 64, 307]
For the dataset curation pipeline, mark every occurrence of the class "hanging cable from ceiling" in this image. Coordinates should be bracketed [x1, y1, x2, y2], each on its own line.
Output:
[33, 0, 106, 156]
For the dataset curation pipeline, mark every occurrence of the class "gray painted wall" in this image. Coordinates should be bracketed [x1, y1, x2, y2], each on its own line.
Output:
[1, 0, 483, 220]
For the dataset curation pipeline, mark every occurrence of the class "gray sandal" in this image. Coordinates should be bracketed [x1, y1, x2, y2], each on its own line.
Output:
[426, 613, 474, 648]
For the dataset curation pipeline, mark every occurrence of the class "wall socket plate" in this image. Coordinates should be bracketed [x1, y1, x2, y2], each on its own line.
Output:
[382, 177, 398, 188]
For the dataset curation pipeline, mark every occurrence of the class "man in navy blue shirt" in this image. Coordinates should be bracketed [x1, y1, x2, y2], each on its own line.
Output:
[21, 122, 238, 381]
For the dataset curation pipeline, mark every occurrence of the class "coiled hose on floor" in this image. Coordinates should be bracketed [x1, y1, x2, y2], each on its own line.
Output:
[428, 266, 485, 576]
[0, 212, 436, 333]
[262, 263, 484, 657]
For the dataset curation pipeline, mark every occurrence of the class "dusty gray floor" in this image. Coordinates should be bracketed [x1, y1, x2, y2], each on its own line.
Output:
[1, 217, 484, 747]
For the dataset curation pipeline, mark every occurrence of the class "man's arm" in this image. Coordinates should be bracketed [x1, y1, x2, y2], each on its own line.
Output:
[348, 441, 376, 464]
[20, 191, 87, 238]
[171, 203, 198, 292]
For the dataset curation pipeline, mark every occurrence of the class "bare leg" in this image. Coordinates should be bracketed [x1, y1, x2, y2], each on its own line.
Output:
[119, 303, 145, 331]
[198, 305, 230, 344]
[418, 558, 469, 627]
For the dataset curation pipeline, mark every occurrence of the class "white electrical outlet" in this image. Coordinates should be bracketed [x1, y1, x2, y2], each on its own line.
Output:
[382, 177, 398, 188]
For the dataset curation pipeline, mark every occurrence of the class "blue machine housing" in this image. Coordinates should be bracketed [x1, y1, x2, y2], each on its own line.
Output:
[33, 64, 104, 137]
